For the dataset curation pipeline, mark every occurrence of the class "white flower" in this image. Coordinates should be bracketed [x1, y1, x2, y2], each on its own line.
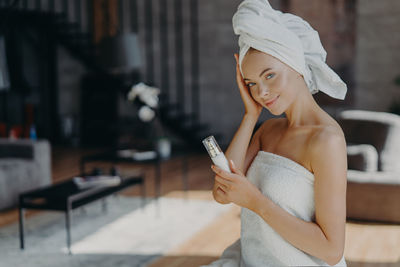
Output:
[127, 82, 160, 108]
[139, 91, 159, 108]
[138, 105, 155, 122]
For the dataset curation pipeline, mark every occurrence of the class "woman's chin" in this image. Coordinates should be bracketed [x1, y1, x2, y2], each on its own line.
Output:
[266, 106, 283, 116]
[262, 104, 274, 112]
[271, 111, 282, 116]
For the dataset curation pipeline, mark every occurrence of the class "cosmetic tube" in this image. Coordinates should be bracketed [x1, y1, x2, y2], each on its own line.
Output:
[202, 135, 231, 173]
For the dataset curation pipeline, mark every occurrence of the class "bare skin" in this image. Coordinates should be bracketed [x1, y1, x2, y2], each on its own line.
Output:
[211, 48, 347, 266]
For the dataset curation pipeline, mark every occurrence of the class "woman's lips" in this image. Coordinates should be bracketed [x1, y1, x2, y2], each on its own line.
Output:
[265, 96, 279, 107]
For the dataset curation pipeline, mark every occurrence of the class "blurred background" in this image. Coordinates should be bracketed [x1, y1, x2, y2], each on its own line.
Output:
[0, 0, 399, 148]
[1, 1, 400, 266]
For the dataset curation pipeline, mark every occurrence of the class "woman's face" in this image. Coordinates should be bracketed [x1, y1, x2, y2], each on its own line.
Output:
[241, 49, 304, 115]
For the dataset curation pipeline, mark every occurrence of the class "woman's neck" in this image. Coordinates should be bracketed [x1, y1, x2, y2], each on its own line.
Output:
[284, 89, 326, 129]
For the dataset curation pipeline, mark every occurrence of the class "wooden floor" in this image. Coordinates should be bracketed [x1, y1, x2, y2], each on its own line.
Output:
[1, 146, 400, 267]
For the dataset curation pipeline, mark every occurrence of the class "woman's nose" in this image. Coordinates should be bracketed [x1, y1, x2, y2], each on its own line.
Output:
[258, 84, 270, 98]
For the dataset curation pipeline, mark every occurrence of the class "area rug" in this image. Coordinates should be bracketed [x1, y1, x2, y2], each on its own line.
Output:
[0, 194, 233, 267]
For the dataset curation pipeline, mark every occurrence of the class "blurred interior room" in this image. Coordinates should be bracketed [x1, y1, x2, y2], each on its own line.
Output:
[0, 0, 400, 266]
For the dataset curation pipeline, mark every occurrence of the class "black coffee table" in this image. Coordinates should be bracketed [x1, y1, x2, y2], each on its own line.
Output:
[80, 146, 193, 199]
[18, 173, 145, 254]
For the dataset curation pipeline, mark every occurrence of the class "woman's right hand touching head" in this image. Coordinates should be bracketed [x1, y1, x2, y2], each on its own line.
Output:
[234, 53, 263, 118]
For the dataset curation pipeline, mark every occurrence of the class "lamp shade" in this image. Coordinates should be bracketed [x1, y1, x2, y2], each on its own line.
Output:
[0, 36, 10, 91]
[98, 33, 142, 74]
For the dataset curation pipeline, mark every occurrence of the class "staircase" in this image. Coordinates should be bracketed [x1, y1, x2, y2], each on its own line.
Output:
[0, 0, 220, 150]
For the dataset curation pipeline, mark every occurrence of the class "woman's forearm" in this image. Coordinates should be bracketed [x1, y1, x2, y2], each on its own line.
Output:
[251, 194, 343, 265]
[225, 114, 258, 173]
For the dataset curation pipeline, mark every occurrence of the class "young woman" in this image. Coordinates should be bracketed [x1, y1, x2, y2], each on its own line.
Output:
[202, 0, 348, 266]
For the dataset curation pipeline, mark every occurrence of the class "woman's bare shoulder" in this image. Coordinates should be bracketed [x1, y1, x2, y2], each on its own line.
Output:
[312, 119, 345, 139]
[309, 123, 346, 154]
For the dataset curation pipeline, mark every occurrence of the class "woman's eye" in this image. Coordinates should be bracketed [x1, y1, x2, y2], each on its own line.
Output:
[246, 83, 255, 88]
[266, 73, 275, 79]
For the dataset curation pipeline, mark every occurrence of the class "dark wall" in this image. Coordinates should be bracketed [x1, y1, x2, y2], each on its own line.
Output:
[0, 18, 57, 140]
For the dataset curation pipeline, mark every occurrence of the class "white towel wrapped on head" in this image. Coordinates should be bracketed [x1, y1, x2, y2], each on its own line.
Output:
[232, 0, 347, 100]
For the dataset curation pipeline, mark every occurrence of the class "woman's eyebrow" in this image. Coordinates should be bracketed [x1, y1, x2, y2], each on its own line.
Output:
[243, 68, 272, 81]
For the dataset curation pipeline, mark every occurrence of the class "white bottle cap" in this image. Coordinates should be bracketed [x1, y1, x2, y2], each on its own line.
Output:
[202, 135, 222, 158]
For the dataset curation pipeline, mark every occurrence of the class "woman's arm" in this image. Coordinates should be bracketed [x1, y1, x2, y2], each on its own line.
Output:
[251, 128, 347, 265]
[212, 54, 263, 204]
[224, 115, 259, 173]
[224, 53, 262, 172]
[213, 118, 262, 204]
[212, 127, 347, 265]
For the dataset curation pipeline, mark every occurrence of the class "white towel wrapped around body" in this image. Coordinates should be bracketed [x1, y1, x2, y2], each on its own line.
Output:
[201, 151, 347, 266]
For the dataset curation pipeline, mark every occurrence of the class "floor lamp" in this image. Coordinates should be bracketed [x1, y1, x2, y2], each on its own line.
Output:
[97, 32, 142, 84]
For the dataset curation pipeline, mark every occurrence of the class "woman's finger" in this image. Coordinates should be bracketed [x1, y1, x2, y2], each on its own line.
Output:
[216, 181, 229, 192]
[215, 175, 234, 188]
[233, 53, 263, 117]
[216, 187, 229, 200]
[217, 187, 226, 194]
[211, 165, 235, 181]
[235, 56, 247, 90]
[236, 63, 245, 88]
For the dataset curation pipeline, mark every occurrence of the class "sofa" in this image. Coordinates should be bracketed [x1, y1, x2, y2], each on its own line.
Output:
[0, 138, 51, 210]
[336, 110, 400, 224]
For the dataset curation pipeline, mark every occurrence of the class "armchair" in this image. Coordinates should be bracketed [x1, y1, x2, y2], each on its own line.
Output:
[337, 110, 400, 223]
